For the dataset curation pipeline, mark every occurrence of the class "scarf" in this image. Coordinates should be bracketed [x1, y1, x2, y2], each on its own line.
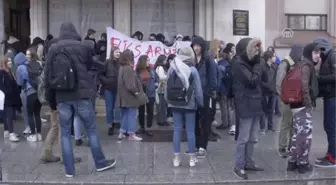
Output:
[170, 57, 191, 89]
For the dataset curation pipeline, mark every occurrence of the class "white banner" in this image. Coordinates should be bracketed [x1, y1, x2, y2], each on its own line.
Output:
[106, 27, 191, 64]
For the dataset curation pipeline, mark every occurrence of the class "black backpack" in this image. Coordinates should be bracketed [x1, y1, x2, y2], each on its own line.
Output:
[27, 61, 43, 90]
[48, 47, 77, 91]
[166, 70, 194, 106]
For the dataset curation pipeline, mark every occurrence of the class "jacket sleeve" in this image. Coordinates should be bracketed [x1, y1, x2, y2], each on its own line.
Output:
[301, 65, 312, 108]
[276, 61, 288, 95]
[207, 57, 218, 93]
[122, 67, 138, 94]
[193, 69, 204, 107]
[319, 51, 336, 84]
[98, 63, 109, 85]
[238, 62, 262, 88]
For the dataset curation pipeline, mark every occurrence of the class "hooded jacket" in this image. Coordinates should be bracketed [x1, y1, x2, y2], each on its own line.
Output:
[45, 22, 95, 102]
[276, 44, 304, 95]
[14, 53, 36, 96]
[191, 36, 218, 97]
[0, 70, 21, 108]
[313, 37, 336, 98]
[231, 38, 265, 118]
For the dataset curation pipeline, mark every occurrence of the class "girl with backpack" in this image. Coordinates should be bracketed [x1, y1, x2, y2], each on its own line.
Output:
[0, 56, 21, 142]
[136, 55, 156, 136]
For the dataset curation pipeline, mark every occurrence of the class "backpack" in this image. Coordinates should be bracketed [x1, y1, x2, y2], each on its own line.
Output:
[48, 47, 77, 91]
[166, 70, 194, 106]
[280, 63, 315, 104]
[27, 61, 43, 90]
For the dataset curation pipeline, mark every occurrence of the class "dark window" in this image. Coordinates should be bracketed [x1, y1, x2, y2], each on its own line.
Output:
[287, 14, 327, 31]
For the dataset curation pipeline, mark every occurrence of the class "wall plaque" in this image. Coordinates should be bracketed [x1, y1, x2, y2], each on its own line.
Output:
[233, 10, 249, 36]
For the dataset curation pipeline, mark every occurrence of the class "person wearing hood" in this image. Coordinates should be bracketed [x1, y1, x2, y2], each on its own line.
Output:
[45, 22, 116, 177]
[231, 37, 266, 180]
[191, 36, 218, 158]
[3, 32, 23, 54]
[15, 51, 42, 142]
[96, 33, 107, 62]
[175, 34, 183, 42]
[165, 46, 203, 167]
[216, 43, 237, 135]
[276, 44, 304, 158]
[286, 43, 320, 174]
[313, 38, 336, 168]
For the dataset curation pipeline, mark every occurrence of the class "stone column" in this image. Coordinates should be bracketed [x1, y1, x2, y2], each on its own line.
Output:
[195, 0, 206, 38]
[30, 0, 48, 41]
[113, 0, 131, 36]
[205, 0, 213, 40]
[328, 0, 336, 37]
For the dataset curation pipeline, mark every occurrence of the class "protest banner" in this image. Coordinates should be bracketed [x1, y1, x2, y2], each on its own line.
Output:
[106, 27, 191, 64]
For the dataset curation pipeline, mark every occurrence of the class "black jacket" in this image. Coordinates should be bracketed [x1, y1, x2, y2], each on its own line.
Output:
[232, 38, 266, 118]
[99, 59, 119, 92]
[96, 40, 107, 62]
[46, 22, 95, 102]
[261, 61, 277, 96]
[0, 70, 22, 108]
[313, 38, 336, 99]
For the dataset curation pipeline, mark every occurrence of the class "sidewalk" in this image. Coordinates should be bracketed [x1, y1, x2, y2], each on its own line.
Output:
[1, 103, 336, 184]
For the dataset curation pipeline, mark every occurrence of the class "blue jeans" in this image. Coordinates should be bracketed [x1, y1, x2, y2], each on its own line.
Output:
[20, 91, 29, 127]
[120, 107, 137, 134]
[58, 99, 108, 175]
[73, 115, 83, 140]
[324, 97, 336, 159]
[172, 110, 196, 154]
[104, 90, 121, 124]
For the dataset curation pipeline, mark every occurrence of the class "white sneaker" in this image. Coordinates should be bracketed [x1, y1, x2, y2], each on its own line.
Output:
[27, 135, 37, 142]
[9, 133, 19, 142]
[118, 133, 126, 140]
[37, 134, 42, 141]
[189, 156, 199, 167]
[166, 117, 173, 123]
[128, 134, 143, 141]
[41, 118, 47, 123]
[229, 125, 236, 135]
[4, 131, 9, 138]
[173, 155, 181, 167]
[23, 127, 31, 135]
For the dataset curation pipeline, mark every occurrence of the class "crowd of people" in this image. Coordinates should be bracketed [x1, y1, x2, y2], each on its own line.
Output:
[0, 22, 335, 180]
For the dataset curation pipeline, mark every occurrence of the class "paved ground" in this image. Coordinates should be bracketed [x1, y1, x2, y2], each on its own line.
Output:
[0, 100, 335, 184]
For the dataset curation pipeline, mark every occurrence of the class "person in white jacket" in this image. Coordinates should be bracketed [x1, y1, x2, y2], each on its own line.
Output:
[154, 55, 170, 126]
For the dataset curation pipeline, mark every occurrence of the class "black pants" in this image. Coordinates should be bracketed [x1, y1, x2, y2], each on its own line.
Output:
[27, 93, 42, 134]
[4, 106, 14, 133]
[195, 95, 213, 150]
[138, 101, 154, 129]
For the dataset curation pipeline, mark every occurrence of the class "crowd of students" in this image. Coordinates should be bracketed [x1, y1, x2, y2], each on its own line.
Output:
[0, 22, 335, 180]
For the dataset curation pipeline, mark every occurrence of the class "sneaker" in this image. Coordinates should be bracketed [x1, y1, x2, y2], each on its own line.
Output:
[315, 155, 328, 163]
[315, 158, 336, 168]
[118, 133, 126, 141]
[260, 130, 266, 135]
[298, 163, 313, 174]
[197, 148, 206, 158]
[189, 156, 199, 167]
[128, 134, 143, 141]
[37, 133, 42, 141]
[287, 161, 298, 171]
[108, 127, 114, 136]
[41, 118, 48, 123]
[229, 125, 236, 135]
[23, 127, 31, 135]
[96, 159, 116, 172]
[75, 139, 83, 146]
[233, 167, 248, 180]
[244, 165, 264, 171]
[9, 133, 19, 142]
[4, 131, 9, 138]
[27, 135, 37, 142]
[166, 117, 173, 123]
[173, 155, 181, 167]
[65, 174, 74, 178]
[278, 148, 288, 158]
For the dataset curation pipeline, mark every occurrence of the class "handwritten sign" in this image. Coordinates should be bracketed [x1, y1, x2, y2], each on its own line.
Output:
[106, 27, 191, 64]
[233, 10, 249, 36]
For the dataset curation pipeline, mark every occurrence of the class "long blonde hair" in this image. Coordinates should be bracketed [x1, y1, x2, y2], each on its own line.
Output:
[0, 56, 8, 70]
[209, 39, 220, 59]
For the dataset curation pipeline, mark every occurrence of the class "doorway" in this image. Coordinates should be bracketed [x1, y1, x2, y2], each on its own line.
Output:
[4, 0, 30, 51]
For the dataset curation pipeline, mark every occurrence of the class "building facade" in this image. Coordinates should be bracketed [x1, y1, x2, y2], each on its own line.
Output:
[1, 0, 335, 57]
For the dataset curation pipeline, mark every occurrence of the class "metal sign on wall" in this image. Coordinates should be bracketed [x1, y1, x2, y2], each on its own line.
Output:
[233, 10, 249, 36]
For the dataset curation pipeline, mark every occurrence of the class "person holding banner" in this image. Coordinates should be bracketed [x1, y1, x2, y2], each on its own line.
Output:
[136, 55, 156, 136]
